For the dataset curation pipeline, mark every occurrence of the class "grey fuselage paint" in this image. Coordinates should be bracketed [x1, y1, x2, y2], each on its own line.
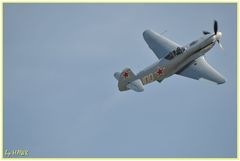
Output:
[134, 34, 216, 86]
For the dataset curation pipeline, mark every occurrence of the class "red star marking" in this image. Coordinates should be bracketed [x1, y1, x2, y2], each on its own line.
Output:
[156, 68, 163, 75]
[123, 72, 129, 78]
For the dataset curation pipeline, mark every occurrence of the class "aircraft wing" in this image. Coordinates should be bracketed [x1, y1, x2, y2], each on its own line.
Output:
[176, 56, 226, 84]
[143, 30, 181, 59]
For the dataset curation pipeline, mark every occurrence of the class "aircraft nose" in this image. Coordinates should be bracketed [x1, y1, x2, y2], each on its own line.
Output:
[218, 32, 222, 37]
[216, 32, 222, 40]
[217, 32, 222, 38]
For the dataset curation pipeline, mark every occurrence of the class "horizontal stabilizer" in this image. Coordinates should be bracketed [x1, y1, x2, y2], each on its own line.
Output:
[126, 79, 144, 92]
[114, 68, 144, 92]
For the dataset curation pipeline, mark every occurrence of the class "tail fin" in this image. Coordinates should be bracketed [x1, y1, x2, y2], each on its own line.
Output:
[114, 68, 144, 92]
[118, 68, 135, 82]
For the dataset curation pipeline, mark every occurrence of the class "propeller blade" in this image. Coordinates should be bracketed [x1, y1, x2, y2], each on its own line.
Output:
[203, 30, 211, 35]
[219, 43, 224, 50]
[217, 40, 224, 50]
[214, 20, 218, 35]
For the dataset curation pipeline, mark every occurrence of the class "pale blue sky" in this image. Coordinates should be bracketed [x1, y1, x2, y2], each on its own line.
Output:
[4, 3, 237, 158]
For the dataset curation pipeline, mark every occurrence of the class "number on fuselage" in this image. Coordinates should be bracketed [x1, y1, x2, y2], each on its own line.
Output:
[141, 67, 165, 85]
[142, 73, 154, 85]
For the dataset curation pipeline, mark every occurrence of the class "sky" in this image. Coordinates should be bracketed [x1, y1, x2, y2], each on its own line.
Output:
[3, 3, 237, 158]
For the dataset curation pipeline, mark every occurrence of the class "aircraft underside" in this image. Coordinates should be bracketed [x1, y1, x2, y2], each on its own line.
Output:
[114, 20, 225, 92]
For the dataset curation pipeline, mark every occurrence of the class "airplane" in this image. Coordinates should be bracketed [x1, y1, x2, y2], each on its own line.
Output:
[114, 20, 226, 92]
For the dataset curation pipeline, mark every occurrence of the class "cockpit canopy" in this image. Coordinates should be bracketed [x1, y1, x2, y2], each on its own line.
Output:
[165, 47, 186, 60]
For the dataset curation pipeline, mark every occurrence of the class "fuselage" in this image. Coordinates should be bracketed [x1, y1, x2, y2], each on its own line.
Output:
[135, 33, 218, 86]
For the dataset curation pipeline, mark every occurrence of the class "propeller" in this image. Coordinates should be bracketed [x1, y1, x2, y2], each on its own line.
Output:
[217, 40, 224, 50]
[202, 20, 223, 50]
[202, 20, 218, 35]
[213, 20, 224, 50]
[203, 30, 210, 35]
[214, 20, 218, 35]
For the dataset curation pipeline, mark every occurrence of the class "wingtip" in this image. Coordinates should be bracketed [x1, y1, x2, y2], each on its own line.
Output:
[143, 29, 154, 38]
[217, 79, 226, 85]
